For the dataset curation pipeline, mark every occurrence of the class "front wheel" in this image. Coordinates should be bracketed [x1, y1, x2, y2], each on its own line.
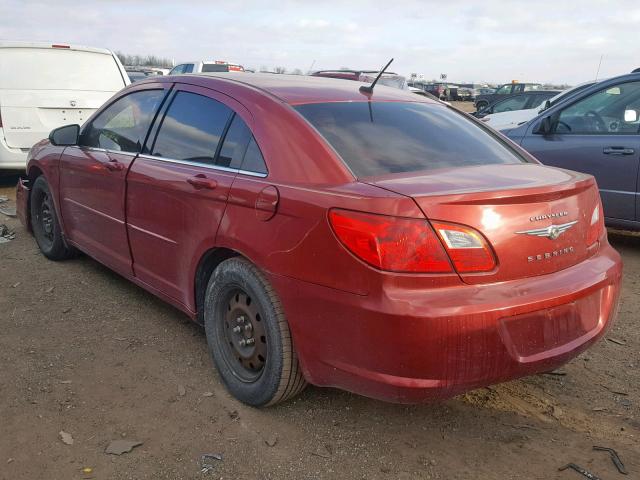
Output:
[204, 257, 307, 406]
[30, 176, 76, 260]
[476, 101, 489, 111]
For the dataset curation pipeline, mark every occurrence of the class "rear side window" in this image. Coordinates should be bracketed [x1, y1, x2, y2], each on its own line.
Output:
[295, 102, 525, 177]
[216, 115, 268, 174]
[217, 115, 250, 168]
[152, 91, 232, 164]
[202, 64, 230, 73]
[241, 138, 267, 175]
[81, 89, 164, 153]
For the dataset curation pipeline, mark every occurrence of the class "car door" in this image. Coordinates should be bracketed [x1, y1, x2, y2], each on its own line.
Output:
[59, 85, 168, 276]
[126, 84, 244, 308]
[521, 80, 640, 222]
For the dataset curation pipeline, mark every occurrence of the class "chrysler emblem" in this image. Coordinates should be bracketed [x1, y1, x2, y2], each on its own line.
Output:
[70, 100, 77, 107]
[515, 221, 578, 240]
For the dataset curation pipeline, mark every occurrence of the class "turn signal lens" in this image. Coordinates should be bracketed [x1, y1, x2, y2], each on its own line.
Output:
[586, 203, 604, 247]
[431, 221, 497, 273]
[328, 209, 453, 273]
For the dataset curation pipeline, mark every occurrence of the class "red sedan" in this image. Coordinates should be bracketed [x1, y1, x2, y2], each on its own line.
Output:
[16, 73, 622, 406]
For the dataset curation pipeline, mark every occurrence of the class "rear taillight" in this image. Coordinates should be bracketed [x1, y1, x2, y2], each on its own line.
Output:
[0, 109, 2, 128]
[586, 203, 604, 247]
[328, 209, 453, 273]
[431, 221, 497, 273]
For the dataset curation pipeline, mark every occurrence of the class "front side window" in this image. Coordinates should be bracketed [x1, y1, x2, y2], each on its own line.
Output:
[183, 64, 194, 73]
[81, 89, 164, 152]
[169, 64, 185, 75]
[151, 91, 232, 164]
[492, 95, 530, 113]
[556, 81, 640, 134]
[296, 102, 525, 177]
[495, 85, 512, 95]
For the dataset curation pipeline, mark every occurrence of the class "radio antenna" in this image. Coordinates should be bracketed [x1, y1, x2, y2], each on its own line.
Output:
[359, 58, 394, 94]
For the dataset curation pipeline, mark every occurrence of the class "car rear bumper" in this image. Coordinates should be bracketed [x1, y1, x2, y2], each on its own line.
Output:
[270, 243, 622, 403]
[0, 129, 28, 170]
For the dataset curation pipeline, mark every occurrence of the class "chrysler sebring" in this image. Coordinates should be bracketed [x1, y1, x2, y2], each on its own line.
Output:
[16, 73, 622, 406]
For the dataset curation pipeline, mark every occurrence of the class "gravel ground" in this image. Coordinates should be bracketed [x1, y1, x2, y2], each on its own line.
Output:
[0, 171, 638, 480]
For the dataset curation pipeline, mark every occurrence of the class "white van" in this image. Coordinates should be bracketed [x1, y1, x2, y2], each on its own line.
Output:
[0, 42, 129, 170]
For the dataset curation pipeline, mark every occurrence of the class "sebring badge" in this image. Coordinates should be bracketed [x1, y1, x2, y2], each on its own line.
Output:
[515, 220, 578, 240]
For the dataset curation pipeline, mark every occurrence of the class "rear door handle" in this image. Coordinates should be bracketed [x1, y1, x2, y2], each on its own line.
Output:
[187, 174, 218, 190]
[603, 147, 635, 155]
[104, 160, 125, 171]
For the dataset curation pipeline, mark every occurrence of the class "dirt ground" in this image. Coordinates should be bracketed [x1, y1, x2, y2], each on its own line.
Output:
[0, 171, 638, 480]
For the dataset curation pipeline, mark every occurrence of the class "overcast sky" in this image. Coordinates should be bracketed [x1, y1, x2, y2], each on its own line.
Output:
[2, 0, 639, 84]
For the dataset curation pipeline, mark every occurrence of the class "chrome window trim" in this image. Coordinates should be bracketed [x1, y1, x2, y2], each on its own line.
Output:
[80, 146, 138, 158]
[137, 154, 268, 178]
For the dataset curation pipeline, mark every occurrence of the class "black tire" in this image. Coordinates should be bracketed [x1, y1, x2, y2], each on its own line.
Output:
[476, 101, 489, 111]
[30, 176, 76, 260]
[204, 257, 307, 406]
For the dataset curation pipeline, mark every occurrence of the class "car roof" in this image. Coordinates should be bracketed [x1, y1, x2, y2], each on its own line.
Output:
[0, 41, 113, 55]
[165, 72, 436, 105]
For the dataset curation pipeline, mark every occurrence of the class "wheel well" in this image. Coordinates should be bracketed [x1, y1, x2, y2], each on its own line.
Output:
[194, 247, 240, 324]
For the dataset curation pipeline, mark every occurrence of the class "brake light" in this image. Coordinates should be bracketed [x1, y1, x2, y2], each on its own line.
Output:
[431, 221, 497, 273]
[52, 44, 70, 49]
[328, 209, 453, 273]
[586, 203, 604, 247]
[0, 109, 2, 128]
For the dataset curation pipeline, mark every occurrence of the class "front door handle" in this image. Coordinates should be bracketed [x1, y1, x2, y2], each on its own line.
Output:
[104, 159, 125, 171]
[603, 147, 635, 155]
[187, 174, 218, 190]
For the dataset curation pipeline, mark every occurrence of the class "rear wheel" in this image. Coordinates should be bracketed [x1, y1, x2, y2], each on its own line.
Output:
[476, 101, 489, 110]
[30, 176, 76, 260]
[204, 257, 307, 406]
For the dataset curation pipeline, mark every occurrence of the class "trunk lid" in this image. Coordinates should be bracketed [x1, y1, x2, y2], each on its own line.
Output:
[0, 90, 112, 148]
[365, 163, 600, 284]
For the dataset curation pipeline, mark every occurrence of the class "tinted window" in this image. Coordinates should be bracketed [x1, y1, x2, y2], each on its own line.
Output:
[81, 89, 164, 153]
[217, 115, 251, 168]
[152, 91, 232, 163]
[183, 64, 194, 73]
[296, 102, 525, 177]
[241, 138, 268, 175]
[557, 81, 640, 134]
[202, 64, 230, 73]
[492, 95, 529, 113]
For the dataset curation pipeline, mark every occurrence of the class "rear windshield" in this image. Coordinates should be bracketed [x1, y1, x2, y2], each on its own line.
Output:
[0, 48, 125, 91]
[295, 102, 526, 177]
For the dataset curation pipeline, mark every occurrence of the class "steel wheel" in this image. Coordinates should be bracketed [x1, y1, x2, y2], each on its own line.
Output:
[222, 288, 268, 382]
[30, 176, 76, 260]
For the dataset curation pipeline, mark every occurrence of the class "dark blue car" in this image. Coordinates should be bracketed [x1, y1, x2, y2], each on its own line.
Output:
[506, 73, 640, 230]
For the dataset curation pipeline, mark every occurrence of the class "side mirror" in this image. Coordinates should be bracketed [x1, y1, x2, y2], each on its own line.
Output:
[533, 113, 558, 135]
[49, 124, 80, 146]
[624, 109, 638, 122]
[540, 99, 551, 112]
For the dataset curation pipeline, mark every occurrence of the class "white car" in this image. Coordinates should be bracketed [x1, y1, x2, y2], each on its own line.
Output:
[168, 61, 245, 74]
[0, 42, 129, 170]
[482, 82, 596, 131]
